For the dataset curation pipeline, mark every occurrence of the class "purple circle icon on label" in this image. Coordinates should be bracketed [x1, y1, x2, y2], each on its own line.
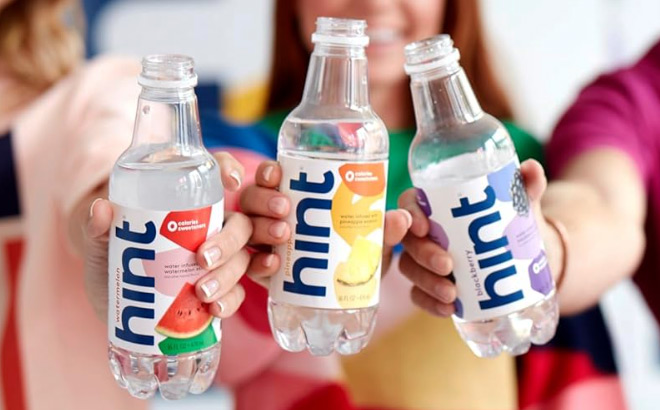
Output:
[529, 250, 553, 295]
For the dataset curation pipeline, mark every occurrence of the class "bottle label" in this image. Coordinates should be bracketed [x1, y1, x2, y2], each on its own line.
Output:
[416, 159, 554, 321]
[108, 201, 223, 355]
[272, 154, 388, 309]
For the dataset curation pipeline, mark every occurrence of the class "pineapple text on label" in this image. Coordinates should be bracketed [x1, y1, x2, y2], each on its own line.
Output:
[274, 155, 387, 309]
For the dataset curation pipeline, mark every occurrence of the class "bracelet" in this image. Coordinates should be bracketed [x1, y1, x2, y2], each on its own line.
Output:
[543, 215, 569, 291]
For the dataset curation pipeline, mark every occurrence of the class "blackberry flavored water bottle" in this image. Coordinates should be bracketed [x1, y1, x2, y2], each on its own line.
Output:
[269, 18, 389, 356]
[405, 35, 559, 357]
[108, 55, 223, 398]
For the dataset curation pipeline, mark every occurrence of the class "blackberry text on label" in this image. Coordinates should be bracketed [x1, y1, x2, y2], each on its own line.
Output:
[451, 185, 524, 309]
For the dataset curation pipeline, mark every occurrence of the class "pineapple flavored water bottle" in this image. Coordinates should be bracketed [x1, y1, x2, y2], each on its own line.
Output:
[404, 35, 559, 357]
[108, 55, 223, 399]
[269, 17, 389, 356]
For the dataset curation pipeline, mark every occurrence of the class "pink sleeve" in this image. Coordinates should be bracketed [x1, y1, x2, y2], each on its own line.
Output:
[16, 56, 142, 222]
[56, 57, 142, 217]
[15, 57, 281, 400]
[14, 56, 141, 253]
[547, 63, 659, 188]
[13, 57, 147, 410]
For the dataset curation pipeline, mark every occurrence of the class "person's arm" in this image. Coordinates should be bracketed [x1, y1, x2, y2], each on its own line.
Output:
[542, 62, 655, 314]
[399, 60, 655, 317]
[397, 152, 646, 317]
[541, 147, 646, 314]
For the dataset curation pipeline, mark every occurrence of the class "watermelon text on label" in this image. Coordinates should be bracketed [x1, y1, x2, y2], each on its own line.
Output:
[108, 200, 223, 355]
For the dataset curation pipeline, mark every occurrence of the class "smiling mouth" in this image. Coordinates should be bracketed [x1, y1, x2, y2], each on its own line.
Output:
[367, 28, 403, 46]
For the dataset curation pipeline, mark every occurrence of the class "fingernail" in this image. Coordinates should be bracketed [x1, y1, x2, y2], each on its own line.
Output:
[432, 254, 447, 274]
[263, 253, 275, 268]
[217, 300, 226, 314]
[262, 165, 274, 182]
[89, 198, 102, 218]
[230, 170, 242, 189]
[268, 197, 288, 215]
[269, 221, 288, 238]
[435, 284, 455, 303]
[203, 247, 222, 268]
[201, 280, 220, 298]
[400, 209, 413, 229]
[437, 303, 454, 317]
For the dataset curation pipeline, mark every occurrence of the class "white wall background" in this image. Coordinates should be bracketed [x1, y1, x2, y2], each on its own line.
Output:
[95, 0, 274, 88]
[90, 1, 660, 408]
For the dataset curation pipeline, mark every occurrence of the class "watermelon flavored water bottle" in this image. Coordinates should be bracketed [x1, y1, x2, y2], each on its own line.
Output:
[405, 35, 559, 357]
[108, 55, 223, 399]
[269, 17, 389, 356]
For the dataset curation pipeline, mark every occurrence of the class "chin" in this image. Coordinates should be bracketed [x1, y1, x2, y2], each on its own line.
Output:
[368, 65, 407, 87]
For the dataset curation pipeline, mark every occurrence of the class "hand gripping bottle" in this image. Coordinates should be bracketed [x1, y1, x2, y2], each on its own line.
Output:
[405, 35, 559, 357]
[108, 55, 223, 398]
[269, 18, 389, 356]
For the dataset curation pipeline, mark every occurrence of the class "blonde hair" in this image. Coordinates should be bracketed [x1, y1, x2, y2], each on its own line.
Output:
[0, 0, 83, 100]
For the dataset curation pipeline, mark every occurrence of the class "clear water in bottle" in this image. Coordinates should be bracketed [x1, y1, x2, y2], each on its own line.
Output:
[108, 55, 223, 399]
[269, 18, 389, 356]
[405, 35, 559, 358]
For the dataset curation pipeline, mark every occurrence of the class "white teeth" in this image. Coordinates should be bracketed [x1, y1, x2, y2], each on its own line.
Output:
[367, 28, 401, 44]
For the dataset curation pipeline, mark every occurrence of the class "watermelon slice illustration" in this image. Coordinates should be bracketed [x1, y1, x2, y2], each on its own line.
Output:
[155, 283, 213, 339]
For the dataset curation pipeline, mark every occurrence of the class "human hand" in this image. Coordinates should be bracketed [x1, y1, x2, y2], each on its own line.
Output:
[398, 159, 553, 317]
[240, 160, 412, 288]
[84, 152, 250, 321]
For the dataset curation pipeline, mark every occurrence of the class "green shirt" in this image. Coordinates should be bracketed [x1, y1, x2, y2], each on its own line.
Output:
[259, 111, 543, 210]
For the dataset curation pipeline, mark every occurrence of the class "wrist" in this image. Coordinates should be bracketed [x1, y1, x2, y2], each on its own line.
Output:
[543, 215, 569, 291]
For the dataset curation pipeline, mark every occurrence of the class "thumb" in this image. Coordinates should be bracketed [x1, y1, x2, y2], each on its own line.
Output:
[381, 209, 413, 274]
[87, 198, 113, 240]
[520, 159, 547, 203]
[84, 198, 113, 321]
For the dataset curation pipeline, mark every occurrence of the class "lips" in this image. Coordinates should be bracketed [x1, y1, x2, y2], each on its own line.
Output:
[367, 28, 403, 46]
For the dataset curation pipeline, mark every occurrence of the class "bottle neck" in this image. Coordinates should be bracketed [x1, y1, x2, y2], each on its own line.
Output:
[410, 66, 483, 131]
[131, 86, 203, 150]
[301, 44, 370, 109]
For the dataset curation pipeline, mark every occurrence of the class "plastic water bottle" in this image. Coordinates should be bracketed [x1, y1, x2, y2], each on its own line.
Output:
[404, 35, 559, 357]
[269, 17, 389, 356]
[108, 55, 223, 399]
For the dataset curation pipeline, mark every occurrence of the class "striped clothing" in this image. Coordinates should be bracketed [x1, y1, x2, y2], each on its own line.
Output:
[0, 130, 26, 410]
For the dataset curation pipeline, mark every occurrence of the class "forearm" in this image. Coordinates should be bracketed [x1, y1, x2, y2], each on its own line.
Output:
[542, 179, 645, 315]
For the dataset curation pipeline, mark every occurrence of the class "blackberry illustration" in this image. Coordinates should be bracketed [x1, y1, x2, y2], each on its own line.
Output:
[510, 169, 529, 216]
